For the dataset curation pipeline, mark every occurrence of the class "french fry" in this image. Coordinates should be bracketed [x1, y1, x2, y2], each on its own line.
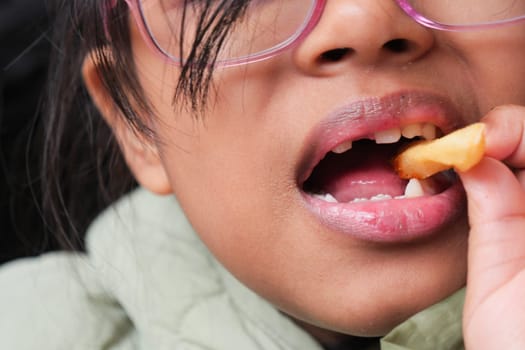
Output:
[394, 123, 486, 179]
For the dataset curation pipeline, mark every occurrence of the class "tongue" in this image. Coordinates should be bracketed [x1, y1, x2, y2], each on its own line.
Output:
[306, 141, 408, 203]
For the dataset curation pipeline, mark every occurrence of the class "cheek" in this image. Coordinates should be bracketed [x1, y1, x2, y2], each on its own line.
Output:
[155, 81, 301, 257]
[148, 64, 328, 304]
[153, 61, 312, 245]
[442, 26, 525, 111]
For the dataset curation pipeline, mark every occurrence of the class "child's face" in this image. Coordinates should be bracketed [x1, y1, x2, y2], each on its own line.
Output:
[124, 1, 525, 336]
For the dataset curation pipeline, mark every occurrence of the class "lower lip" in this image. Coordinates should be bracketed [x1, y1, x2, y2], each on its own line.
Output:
[301, 181, 465, 243]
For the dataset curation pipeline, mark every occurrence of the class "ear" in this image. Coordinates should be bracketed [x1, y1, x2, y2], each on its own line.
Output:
[82, 53, 173, 195]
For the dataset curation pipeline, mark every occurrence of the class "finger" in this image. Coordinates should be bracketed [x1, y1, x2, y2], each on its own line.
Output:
[459, 158, 525, 303]
[481, 105, 525, 168]
[518, 170, 525, 189]
[461, 158, 525, 223]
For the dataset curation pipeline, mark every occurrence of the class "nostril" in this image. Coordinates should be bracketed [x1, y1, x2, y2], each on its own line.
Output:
[319, 48, 352, 63]
[383, 39, 411, 53]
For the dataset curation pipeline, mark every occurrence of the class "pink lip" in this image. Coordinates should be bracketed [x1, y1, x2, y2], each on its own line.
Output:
[297, 91, 468, 242]
[302, 184, 466, 242]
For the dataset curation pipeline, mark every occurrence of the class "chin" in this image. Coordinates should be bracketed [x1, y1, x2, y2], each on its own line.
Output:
[296, 280, 464, 338]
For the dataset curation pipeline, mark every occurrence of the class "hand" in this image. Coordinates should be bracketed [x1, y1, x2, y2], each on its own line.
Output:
[459, 105, 525, 349]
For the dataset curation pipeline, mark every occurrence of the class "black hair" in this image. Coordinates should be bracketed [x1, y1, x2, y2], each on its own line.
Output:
[43, 0, 250, 250]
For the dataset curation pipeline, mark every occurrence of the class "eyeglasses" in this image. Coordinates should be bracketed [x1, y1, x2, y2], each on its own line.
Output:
[121, 0, 525, 67]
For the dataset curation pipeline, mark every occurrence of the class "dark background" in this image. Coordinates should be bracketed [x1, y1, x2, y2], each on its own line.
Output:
[0, 0, 52, 263]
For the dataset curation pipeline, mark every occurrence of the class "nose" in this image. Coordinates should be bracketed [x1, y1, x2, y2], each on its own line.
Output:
[293, 0, 435, 75]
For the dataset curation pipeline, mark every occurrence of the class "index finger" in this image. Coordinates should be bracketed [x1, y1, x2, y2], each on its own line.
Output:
[482, 105, 525, 168]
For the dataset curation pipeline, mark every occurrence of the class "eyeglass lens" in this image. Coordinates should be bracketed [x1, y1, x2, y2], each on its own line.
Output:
[406, 0, 525, 26]
[138, 0, 317, 64]
[138, 0, 525, 64]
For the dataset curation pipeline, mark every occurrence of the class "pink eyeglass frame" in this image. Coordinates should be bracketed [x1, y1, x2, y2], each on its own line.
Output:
[108, 0, 525, 67]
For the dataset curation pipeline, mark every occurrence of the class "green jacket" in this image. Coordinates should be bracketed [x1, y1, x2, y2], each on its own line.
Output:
[0, 189, 464, 349]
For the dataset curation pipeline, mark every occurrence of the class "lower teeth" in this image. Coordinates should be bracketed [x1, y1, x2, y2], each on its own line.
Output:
[311, 177, 441, 204]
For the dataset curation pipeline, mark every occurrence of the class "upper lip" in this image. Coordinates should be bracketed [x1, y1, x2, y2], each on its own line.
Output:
[296, 90, 467, 186]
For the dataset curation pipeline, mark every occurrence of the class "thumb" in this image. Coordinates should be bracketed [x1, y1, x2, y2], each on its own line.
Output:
[461, 158, 525, 223]
[459, 157, 525, 314]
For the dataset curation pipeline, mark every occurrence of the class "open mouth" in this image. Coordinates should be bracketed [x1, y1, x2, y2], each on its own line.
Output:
[297, 92, 467, 241]
[301, 123, 455, 204]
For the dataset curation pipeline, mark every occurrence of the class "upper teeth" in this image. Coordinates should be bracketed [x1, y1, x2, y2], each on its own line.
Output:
[376, 123, 437, 144]
[332, 140, 353, 154]
[401, 123, 422, 138]
[331, 123, 438, 153]
[375, 128, 402, 144]
[421, 123, 437, 140]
